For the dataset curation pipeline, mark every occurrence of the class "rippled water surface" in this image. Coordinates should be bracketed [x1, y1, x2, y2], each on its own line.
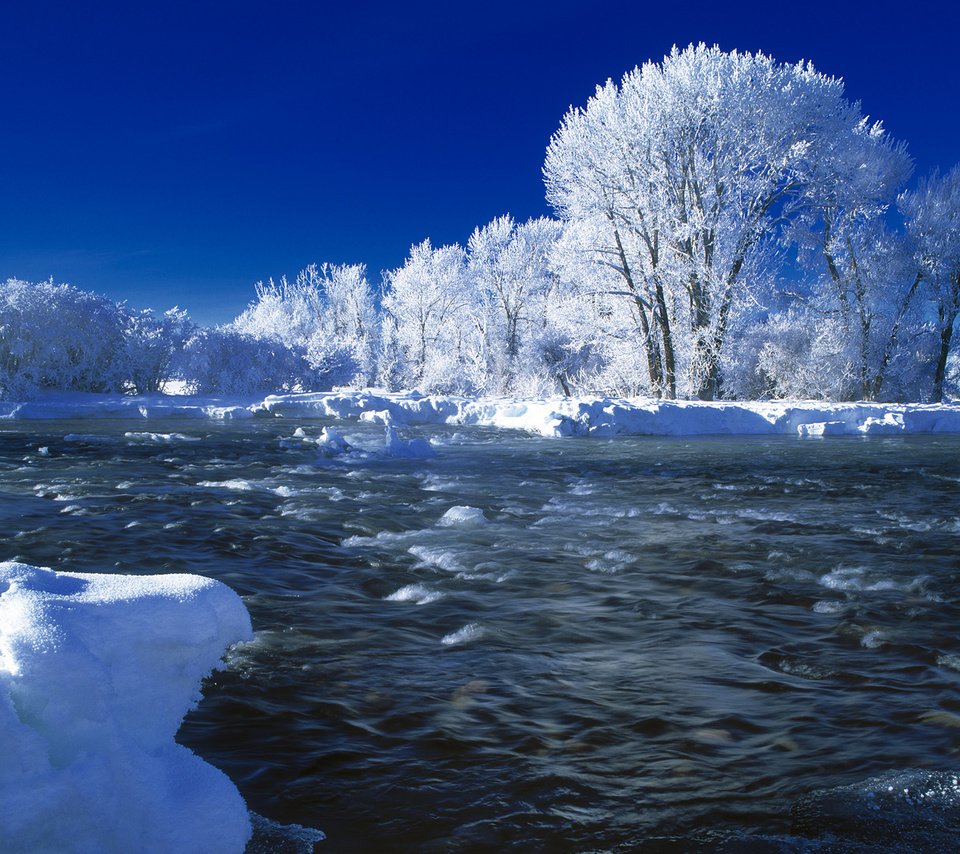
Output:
[2, 419, 960, 851]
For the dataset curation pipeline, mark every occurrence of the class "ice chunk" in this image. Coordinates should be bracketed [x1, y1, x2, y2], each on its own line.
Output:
[859, 413, 905, 434]
[317, 426, 351, 455]
[0, 561, 254, 853]
[384, 426, 435, 459]
[438, 505, 487, 527]
[796, 421, 852, 437]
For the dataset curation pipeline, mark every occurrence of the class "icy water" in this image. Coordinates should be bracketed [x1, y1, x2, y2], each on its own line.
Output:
[2, 419, 960, 852]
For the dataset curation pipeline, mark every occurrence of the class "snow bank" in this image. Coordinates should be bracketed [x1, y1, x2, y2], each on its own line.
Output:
[0, 561, 254, 854]
[259, 391, 960, 438]
[0, 391, 257, 421]
[4, 388, 960, 438]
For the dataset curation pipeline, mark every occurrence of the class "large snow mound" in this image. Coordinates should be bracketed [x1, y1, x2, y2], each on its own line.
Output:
[3, 389, 960, 437]
[258, 391, 960, 438]
[0, 561, 254, 854]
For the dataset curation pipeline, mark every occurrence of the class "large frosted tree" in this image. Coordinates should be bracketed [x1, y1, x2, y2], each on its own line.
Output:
[902, 166, 960, 401]
[544, 44, 907, 399]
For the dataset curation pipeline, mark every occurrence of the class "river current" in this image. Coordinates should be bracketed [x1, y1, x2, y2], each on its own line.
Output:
[2, 418, 959, 852]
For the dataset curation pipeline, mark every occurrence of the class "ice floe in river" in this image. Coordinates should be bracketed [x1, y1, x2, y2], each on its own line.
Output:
[0, 561, 253, 853]
[3, 389, 960, 437]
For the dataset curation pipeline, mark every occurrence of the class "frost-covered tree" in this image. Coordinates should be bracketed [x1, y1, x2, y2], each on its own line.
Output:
[177, 327, 311, 395]
[0, 279, 126, 398]
[234, 262, 378, 388]
[121, 307, 194, 394]
[465, 215, 562, 393]
[547, 220, 653, 396]
[902, 166, 960, 402]
[544, 44, 907, 400]
[380, 240, 471, 392]
[784, 112, 916, 400]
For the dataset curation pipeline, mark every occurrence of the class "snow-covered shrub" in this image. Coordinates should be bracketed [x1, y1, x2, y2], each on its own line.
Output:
[753, 307, 858, 400]
[0, 278, 126, 398]
[121, 307, 194, 394]
[234, 262, 378, 389]
[176, 327, 311, 395]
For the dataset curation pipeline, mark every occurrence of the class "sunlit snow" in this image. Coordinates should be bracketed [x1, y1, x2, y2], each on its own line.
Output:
[0, 562, 253, 853]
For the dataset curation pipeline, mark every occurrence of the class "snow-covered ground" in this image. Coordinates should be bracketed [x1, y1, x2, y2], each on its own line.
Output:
[0, 562, 253, 853]
[3, 389, 960, 437]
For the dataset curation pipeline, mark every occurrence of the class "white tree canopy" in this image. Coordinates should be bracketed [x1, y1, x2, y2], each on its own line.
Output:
[544, 44, 908, 399]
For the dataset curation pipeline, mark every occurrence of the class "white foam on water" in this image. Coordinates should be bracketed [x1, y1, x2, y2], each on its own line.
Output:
[247, 813, 326, 853]
[819, 566, 868, 591]
[812, 600, 847, 614]
[585, 549, 637, 573]
[440, 623, 484, 646]
[342, 529, 421, 548]
[272, 485, 300, 497]
[734, 508, 801, 524]
[385, 584, 444, 605]
[197, 479, 257, 491]
[421, 474, 460, 492]
[408, 545, 465, 573]
[63, 433, 117, 444]
[937, 655, 960, 673]
[124, 432, 201, 444]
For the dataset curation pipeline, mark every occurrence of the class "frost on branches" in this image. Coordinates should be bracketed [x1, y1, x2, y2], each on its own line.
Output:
[544, 44, 932, 401]
[2, 45, 959, 403]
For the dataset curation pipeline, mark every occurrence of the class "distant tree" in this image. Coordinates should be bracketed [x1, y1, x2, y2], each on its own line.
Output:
[0, 278, 126, 398]
[465, 215, 562, 393]
[901, 166, 960, 401]
[380, 240, 471, 392]
[177, 326, 311, 395]
[121, 306, 194, 394]
[544, 44, 908, 400]
[234, 262, 378, 389]
[547, 220, 654, 396]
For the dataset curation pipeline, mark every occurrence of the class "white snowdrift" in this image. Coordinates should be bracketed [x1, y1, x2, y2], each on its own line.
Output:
[0, 391, 257, 421]
[3, 389, 960, 437]
[0, 561, 254, 854]
[259, 391, 960, 438]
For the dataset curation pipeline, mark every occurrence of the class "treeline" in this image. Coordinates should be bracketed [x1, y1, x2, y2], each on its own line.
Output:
[2, 45, 958, 403]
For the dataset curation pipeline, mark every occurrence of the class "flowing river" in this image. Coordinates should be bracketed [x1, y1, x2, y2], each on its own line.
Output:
[2, 418, 959, 851]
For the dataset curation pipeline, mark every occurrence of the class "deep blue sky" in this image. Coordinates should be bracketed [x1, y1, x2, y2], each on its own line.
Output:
[2, 1, 958, 325]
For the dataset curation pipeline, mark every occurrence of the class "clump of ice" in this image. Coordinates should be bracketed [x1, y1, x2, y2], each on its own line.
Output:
[317, 426, 351, 456]
[0, 561, 254, 853]
[359, 409, 394, 425]
[384, 426, 435, 459]
[438, 505, 487, 527]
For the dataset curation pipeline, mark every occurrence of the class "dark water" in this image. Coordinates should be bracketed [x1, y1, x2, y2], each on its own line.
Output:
[2, 419, 959, 852]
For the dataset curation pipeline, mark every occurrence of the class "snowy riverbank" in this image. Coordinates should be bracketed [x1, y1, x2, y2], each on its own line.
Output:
[3, 389, 960, 438]
[0, 562, 253, 853]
